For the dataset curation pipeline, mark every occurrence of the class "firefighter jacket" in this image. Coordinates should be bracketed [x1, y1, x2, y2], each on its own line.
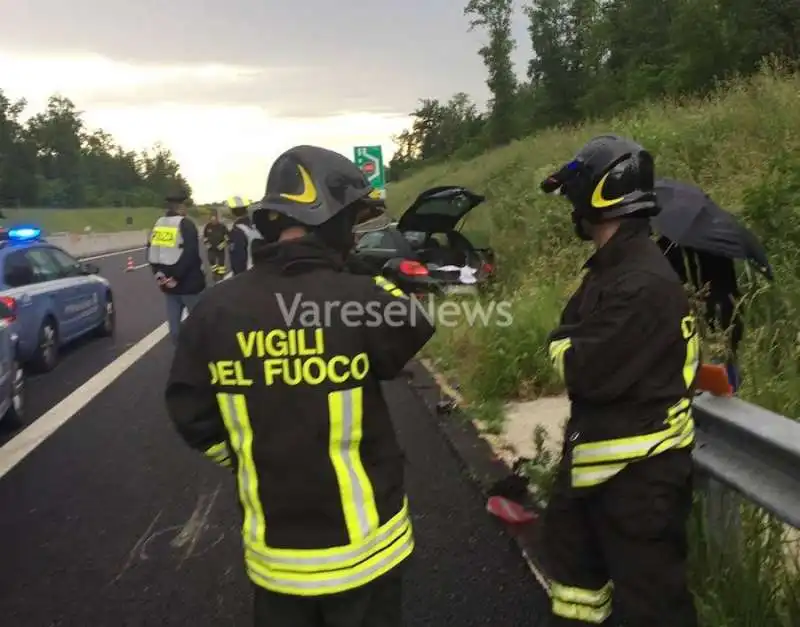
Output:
[165, 236, 435, 596]
[203, 221, 229, 249]
[547, 220, 701, 489]
[146, 211, 206, 295]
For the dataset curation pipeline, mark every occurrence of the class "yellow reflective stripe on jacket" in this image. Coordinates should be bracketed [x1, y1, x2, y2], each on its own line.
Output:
[572, 398, 693, 466]
[681, 314, 701, 387]
[550, 579, 612, 623]
[571, 398, 694, 487]
[548, 337, 571, 380]
[150, 226, 179, 247]
[373, 275, 406, 298]
[204, 441, 232, 467]
[247, 500, 410, 572]
[328, 387, 380, 542]
[217, 393, 266, 546]
[246, 521, 413, 596]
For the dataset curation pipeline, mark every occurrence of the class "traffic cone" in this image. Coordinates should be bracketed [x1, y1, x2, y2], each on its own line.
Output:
[125, 256, 134, 272]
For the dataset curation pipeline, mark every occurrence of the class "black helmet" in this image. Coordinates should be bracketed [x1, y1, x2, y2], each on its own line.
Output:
[165, 187, 189, 204]
[257, 145, 376, 227]
[541, 134, 659, 223]
[254, 145, 385, 252]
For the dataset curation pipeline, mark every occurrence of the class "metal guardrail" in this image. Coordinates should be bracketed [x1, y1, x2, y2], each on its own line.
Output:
[692, 392, 800, 533]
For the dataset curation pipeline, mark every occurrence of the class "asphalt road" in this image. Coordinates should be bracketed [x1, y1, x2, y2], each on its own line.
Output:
[0, 248, 550, 627]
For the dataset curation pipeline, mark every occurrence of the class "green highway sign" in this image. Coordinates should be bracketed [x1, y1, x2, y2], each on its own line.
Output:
[354, 145, 386, 199]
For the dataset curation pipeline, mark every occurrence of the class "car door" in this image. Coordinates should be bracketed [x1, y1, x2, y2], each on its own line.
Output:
[23, 247, 82, 341]
[45, 246, 102, 332]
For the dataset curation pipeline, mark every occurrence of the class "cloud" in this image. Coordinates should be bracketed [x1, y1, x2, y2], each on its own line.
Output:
[0, 0, 536, 201]
[1, 0, 535, 114]
[1, 51, 480, 118]
[81, 103, 411, 202]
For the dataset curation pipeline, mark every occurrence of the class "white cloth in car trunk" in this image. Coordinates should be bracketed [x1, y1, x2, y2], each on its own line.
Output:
[436, 265, 478, 284]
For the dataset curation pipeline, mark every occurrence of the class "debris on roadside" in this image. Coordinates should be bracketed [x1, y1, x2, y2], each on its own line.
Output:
[436, 396, 458, 414]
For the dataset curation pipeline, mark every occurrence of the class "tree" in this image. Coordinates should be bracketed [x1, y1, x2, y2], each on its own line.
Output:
[0, 90, 191, 208]
[464, 0, 518, 146]
[388, 0, 800, 176]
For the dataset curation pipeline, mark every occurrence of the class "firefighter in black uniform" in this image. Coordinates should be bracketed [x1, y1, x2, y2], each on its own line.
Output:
[538, 134, 701, 626]
[164, 145, 435, 627]
[202, 210, 229, 281]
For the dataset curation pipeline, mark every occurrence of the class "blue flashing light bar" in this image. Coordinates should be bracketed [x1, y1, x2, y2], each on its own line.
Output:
[8, 226, 42, 242]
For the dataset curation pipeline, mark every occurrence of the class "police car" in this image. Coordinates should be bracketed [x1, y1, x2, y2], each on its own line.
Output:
[0, 226, 115, 373]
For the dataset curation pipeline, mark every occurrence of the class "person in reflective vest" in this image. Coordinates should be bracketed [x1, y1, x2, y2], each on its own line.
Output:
[203, 209, 229, 281]
[146, 190, 206, 344]
[538, 135, 700, 627]
[165, 145, 435, 627]
[227, 196, 262, 275]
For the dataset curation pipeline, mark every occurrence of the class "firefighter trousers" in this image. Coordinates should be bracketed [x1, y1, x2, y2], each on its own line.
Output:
[207, 247, 226, 277]
[542, 449, 698, 627]
[252, 566, 403, 627]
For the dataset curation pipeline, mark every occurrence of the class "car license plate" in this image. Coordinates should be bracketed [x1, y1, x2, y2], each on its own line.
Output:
[443, 284, 478, 295]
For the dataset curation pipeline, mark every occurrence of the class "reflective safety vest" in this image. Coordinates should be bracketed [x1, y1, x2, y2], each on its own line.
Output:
[147, 215, 184, 266]
[235, 222, 262, 270]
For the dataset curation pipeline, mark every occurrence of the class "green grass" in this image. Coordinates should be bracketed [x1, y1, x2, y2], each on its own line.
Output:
[1, 207, 164, 234]
[388, 67, 800, 626]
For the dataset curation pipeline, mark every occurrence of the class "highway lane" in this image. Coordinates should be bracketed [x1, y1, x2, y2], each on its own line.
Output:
[0, 251, 550, 626]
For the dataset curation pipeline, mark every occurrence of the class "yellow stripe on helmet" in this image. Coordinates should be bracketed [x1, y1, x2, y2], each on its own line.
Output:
[226, 196, 252, 209]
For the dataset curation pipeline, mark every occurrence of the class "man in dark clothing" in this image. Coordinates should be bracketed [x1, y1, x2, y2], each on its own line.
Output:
[538, 135, 700, 626]
[147, 191, 206, 344]
[226, 196, 262, 275]
[164, 145, 435, 627]
[203, 210, 229, 281]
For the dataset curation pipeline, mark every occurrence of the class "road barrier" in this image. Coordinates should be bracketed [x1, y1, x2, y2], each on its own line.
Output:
[48, 230, 150, 258]
[691, 393, 800, 547]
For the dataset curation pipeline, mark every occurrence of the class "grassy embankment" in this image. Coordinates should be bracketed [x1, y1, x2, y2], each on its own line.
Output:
[387, 68, 800, 626]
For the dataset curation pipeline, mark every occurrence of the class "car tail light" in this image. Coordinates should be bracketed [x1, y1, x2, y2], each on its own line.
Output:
[399, 260, 429, 276]
[481, 262, 494, 275]
[0, 296, 17, 323]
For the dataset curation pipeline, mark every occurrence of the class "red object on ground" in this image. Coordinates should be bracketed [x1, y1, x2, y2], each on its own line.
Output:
[486, 496, 537, 524]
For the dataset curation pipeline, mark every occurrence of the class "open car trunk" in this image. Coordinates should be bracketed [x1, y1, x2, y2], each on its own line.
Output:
[397, 186, 494, 286]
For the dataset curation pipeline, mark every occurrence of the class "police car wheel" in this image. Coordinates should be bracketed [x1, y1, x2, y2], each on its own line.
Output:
[96, 296, 115, 337]
[31, 319, 58, 373]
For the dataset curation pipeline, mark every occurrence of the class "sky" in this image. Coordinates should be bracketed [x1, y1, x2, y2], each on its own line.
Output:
[0, 0, 531, 203]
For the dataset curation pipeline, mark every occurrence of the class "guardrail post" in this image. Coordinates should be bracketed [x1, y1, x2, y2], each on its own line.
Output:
[696, 471, 742, 553]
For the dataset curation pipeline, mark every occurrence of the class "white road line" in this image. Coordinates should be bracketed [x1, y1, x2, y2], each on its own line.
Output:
[80, 246, 146, 261]
[0, 322, 169, 479]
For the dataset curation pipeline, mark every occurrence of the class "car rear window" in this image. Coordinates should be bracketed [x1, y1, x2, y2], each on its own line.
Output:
[356, 230, 394, 249]
[402, 231, 427, 247]
[415, 194, 472, 216]
[2, 251, 34, 288]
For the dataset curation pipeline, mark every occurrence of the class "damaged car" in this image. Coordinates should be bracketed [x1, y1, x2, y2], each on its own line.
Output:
[347, 186, 496, 295]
